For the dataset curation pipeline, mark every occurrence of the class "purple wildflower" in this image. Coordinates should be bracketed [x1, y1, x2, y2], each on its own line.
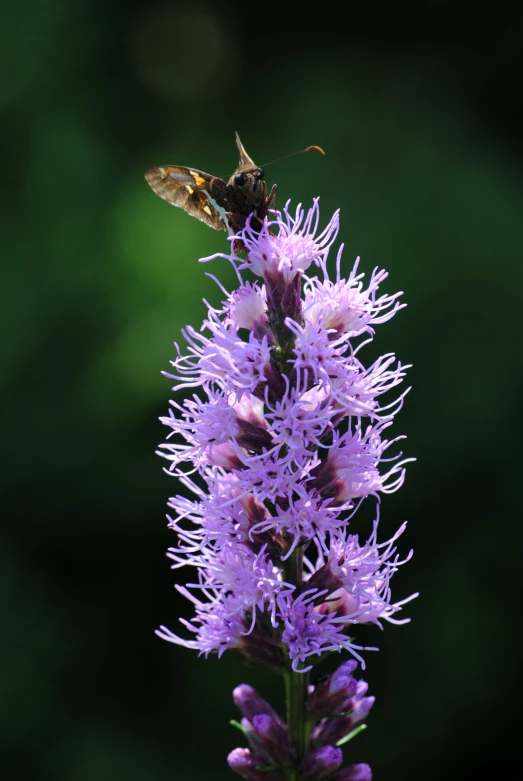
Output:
[233, 200, 339, 282]
[157, 196, 415, 777]
[157, 200, 414, 671]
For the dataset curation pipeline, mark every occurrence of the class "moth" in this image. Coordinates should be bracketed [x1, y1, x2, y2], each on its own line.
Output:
[144, 132, 277, 240]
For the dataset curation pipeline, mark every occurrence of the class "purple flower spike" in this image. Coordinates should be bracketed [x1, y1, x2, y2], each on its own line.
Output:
[298, 745, 343, 781]
[330, 763, 373, 781]
[155, 192, 416, 778]
[158, 200, 415, 671]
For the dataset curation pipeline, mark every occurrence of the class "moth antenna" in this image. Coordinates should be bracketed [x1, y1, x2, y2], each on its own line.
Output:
[244, 145, 326, 174]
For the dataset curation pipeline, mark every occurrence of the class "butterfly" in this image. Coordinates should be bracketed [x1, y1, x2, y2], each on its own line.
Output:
[144, 132, 277, 241]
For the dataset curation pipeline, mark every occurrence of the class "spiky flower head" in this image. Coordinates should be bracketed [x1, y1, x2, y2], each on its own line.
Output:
[156, 199, 415, 673]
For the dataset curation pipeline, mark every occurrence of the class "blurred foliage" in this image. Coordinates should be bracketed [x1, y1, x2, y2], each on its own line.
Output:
[1, 1, 522, 780]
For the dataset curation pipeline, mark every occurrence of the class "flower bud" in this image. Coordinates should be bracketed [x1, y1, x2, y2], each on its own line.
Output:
[307, 459, 340, 500]
[239, 627, 286, 671]
[306, 564, 344, 595]
[236, 418, 274, 452]
[251, 714, 296, 767]
[330, 763, 372, 781]
[257, 361, 287, 403]
[298, 745, 343, 781]
[240, 718, 272, 764]
[346, 694, 375, 725]
[252, 319, 274, 342]
[307, 661, 359, 720]
[227, 747, 285, 781]
[311, 694, 375, 748]
[233, 684, 285, 728]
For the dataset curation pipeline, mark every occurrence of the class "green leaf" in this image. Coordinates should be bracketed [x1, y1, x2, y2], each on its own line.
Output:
[336, 723, 367, 746]
[229, 719, 250, 736]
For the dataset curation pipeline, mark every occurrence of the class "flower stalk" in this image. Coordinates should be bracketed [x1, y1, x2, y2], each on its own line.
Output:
[156, 199, 416, 780]
[284, 667, 310, 774]
[283, 548, 309, 771]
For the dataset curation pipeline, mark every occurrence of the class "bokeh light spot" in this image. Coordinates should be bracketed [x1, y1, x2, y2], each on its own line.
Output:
[131, 4, 235, 100]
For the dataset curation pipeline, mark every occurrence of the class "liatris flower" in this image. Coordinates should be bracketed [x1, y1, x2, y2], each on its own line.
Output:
[157, 199, 416, 779]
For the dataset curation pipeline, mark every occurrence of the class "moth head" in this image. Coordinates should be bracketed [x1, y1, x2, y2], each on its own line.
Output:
[233, 168, 265, 188]
[227, 132, 266, 191]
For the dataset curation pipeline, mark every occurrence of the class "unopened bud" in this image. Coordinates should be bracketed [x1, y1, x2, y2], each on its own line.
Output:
[298, 745, 343, 781]
[330, 763, 372, 781]
[233, 684, 285, 728]
[227, 747, 285, 781]
[252, 714, 296, 767]
[239, 627, 286, 671]
[307, 661, 359, 719]
[311, 695, 374, 748]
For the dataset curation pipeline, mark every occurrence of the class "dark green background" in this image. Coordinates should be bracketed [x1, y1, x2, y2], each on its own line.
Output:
[2, 1, 522, 779]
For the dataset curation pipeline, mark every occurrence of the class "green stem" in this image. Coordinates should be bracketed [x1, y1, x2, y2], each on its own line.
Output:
[270, 279, 309, 777]
[283, 548, 311, 778]
[285, 667, 310, 765]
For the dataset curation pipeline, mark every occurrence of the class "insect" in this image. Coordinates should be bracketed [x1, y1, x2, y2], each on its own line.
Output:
[144, 132, 276, 240]
[145, 133, 325, 247]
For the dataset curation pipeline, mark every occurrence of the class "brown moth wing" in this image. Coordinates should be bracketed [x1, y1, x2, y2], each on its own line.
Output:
[144, 166, 228, 230]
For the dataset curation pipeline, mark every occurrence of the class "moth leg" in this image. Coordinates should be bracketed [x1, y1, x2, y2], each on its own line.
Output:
[260, 184, 278, 221]
[266, 184, 278, 211]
